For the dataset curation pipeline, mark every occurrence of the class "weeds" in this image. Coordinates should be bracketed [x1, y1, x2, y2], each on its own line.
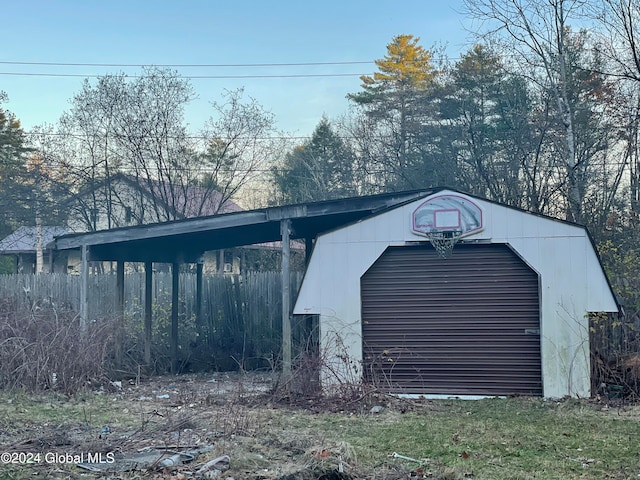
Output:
[0, 298, 112, 394]
[591, 312, 640, 400]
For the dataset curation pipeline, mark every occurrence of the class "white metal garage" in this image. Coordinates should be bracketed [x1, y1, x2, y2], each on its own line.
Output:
[293, 189, 619, 398]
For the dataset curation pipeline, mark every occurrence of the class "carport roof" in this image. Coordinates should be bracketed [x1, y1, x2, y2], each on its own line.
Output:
[53, 189, 437, 263]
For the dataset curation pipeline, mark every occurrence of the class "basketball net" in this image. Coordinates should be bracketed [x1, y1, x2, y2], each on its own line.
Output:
[426, 230, 462, 259]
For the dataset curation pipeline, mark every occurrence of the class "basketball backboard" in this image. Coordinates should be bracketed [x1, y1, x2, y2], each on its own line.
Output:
[412, 194, 483, 237]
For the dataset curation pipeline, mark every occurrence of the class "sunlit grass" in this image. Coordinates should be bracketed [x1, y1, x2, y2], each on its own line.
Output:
[285, 397, 640, 479]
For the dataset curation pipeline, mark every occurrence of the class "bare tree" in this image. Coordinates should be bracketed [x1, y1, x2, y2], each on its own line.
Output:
[593, 0, 640, 81]
[200, 88, 285, 212]
[55, 75, 128, 230]
[465, 0, 589, 222]
[44, 71, 281, 231]
[593, 0, 640, 215]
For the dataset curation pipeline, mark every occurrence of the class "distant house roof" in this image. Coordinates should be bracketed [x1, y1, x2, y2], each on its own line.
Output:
[67, 173, 242, 221]
[0, 226, 68, 254]
[124, 174, 243, 217]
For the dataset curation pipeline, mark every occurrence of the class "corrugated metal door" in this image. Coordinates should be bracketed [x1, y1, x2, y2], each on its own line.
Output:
[361, 243, 542, 396]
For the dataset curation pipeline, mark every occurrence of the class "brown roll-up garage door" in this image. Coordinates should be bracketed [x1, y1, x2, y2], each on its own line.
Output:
[361, 243, 542, 396]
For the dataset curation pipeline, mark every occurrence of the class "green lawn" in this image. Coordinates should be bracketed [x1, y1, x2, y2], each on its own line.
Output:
[277, 397, 640, 479]
[342, 398, 638, 479]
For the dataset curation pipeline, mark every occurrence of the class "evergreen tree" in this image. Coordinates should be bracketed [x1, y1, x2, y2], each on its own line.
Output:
[442, 45, 536, 207]
[347, 34, 444, 190]
[0, 93, 32, 236]
[273, 117, 356, 204]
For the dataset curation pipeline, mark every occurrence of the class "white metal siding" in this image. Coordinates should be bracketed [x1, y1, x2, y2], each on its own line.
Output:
[294, 190, 618, 398]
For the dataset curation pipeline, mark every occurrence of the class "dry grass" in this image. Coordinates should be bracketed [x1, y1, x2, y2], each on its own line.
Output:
[0, 374, 639, 479]
[0, 299, 112, 394]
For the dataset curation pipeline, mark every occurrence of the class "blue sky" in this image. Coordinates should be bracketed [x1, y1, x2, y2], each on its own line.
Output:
[2, 0, 472, 137]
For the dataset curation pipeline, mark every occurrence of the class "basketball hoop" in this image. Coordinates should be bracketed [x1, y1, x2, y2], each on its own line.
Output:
[425, 230, 462, 259]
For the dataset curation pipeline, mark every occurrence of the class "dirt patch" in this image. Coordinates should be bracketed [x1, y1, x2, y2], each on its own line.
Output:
[0, 373, 414, 479]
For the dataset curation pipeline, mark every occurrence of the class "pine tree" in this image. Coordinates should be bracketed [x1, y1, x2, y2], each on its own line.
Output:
[347, 35, 439, 190]
[273, 117, 356, 204]
[0, 94, 32, 236]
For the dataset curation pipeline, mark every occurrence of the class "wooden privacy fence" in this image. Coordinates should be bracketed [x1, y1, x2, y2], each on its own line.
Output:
[0, 271, 304, 370]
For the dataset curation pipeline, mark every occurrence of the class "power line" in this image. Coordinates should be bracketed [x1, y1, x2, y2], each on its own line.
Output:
[0, 71, 369, 79]
[22, 131, 317, 140]
[0, 60, 374, 68]
[0, 59, 375, 79]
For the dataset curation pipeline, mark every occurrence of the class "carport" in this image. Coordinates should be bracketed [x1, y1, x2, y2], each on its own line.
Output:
[53, 189, 432, 373]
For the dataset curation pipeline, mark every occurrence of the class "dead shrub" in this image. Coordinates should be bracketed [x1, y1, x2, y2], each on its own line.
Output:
[269, 339, 382, 411]
[0, 298, 113, 394]
[622, 354, 640, 382]
[589, 311, 640, 400]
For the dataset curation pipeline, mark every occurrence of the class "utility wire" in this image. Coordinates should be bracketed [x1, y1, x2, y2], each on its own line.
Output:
[0, 60, 375, 68]
[0, 72, 369, 79]
[0, 59, 375, 79]
[22, 131, 317, 140]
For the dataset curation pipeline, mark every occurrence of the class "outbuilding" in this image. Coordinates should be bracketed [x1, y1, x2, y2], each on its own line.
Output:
[293, 188, 619, 398]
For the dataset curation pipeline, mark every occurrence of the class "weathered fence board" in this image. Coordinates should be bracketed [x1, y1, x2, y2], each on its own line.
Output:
[0, 271, 303, 370]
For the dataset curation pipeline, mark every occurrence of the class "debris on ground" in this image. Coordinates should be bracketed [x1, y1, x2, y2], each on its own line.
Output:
[0, 372, 422, 479]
